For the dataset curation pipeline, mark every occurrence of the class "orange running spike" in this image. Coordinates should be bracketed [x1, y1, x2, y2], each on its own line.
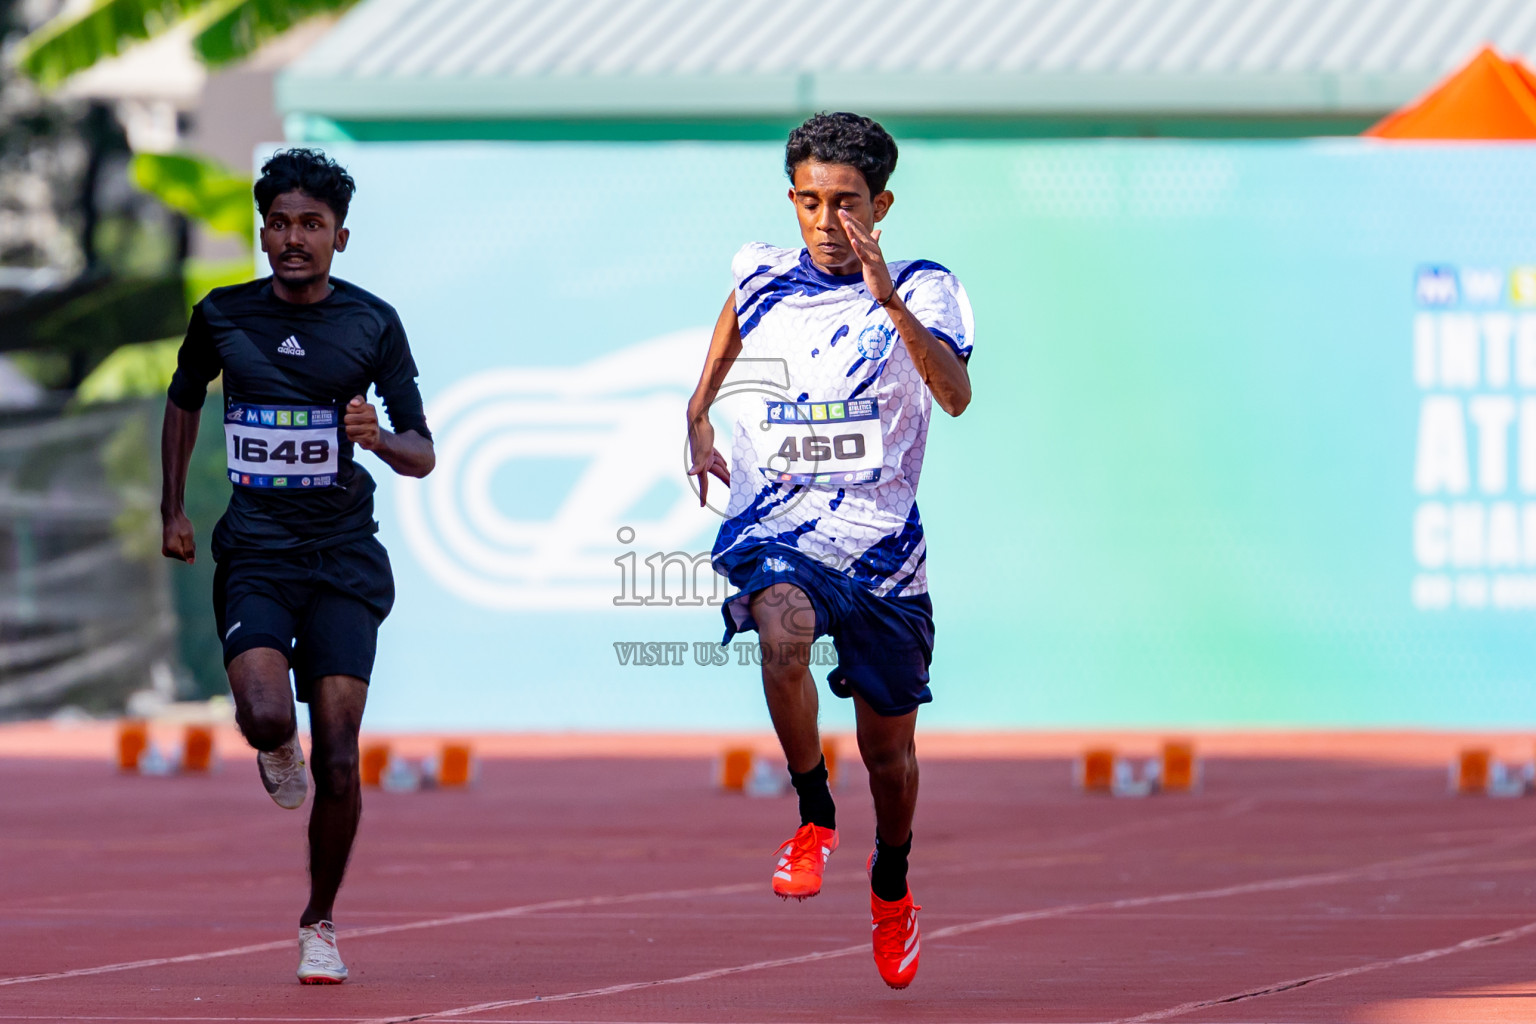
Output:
[871, 890, 921, 989]
[772, 823, 838, 900]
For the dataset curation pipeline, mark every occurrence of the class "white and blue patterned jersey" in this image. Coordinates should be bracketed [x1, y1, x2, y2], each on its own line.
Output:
[711, 243, 974, 598]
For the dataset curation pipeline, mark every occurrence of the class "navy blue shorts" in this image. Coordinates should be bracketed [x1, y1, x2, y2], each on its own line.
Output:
[213, 536, 394, 701]
[718, 543, 934, 717]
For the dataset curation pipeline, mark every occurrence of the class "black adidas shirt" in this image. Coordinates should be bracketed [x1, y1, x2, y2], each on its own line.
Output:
[168, 277, 431, 559]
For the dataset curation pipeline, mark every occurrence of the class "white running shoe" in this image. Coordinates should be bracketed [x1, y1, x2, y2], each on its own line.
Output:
[257, 733, 308, 810]
[296, 921, 348, 984]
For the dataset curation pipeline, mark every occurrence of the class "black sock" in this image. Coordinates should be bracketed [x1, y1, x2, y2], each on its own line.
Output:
[789, 757, 836, 830]
[870, 831, 912, 901]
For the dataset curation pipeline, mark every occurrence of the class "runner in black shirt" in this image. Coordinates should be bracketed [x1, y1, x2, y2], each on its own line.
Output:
[159, 149, 435, 985]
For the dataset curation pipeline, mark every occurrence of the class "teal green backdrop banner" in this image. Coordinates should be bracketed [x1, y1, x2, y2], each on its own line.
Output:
[299, 140, 1536, 730]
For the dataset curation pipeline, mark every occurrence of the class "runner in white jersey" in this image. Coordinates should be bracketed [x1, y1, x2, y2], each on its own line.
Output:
[686, 112, 974, 990]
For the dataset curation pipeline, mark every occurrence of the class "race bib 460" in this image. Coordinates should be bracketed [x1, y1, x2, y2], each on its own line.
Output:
[759, 398, 884, 486]
[224, 403, 340, 489]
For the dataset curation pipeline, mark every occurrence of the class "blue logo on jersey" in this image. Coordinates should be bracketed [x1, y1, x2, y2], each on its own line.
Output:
[245, 409, 260, 424]
[856, 324, 894, 360]
[259, 410, 276, 426]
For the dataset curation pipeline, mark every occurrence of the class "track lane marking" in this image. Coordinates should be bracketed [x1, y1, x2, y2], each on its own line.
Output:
[8, 817, 1522, 1001]
[9, 803, 1520, 1005]
[0, 882, 758, 988]
[360, 828, 1536, 1023]
[0, 800, 1252, 989]
[0, 1018, 1302, 1023]
[1116, 919, 1536, 1022]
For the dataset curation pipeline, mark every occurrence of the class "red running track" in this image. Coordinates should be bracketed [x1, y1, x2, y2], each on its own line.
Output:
[5, 740, 1536, 1023]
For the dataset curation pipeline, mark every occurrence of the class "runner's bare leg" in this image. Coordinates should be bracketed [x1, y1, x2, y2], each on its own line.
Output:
[752, 583, 822, 773]
[301, 674, 367, 927]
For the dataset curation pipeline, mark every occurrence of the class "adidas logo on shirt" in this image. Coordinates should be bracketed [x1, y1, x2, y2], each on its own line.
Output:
[277, 335, 305, 357]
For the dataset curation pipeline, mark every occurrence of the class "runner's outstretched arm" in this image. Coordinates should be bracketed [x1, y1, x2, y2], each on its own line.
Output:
[160, 398, 201, 563]
[344, 396, 434, 478]
[839, 210, 971, 417]
[685, 292, 738, 506]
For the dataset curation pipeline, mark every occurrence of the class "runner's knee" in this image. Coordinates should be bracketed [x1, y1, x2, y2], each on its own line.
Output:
[311, 746, 359, 799]
[749, 584, 815, 644]
[227, 646, 295, 751]
[860, 739, 917, 782]
[760, 641, 813, 691]
[236, 702, 294, 752]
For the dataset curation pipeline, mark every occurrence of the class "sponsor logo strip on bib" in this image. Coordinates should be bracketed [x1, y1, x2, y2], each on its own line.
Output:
[759, 398, 883, 486]
[224, 403, 339, 489]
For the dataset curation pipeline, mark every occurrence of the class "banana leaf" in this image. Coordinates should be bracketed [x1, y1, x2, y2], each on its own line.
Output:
[129, 152, 253, 237]
[15, 0, 358, 87]
[15, 0, 210, 89]
[193, 0, 359, 68]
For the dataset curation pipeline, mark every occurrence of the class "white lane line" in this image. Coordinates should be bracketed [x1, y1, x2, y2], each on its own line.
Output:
[0, 1019, 1304, 1024]
[0, 936, 294, 988]
[0, 798, 1255, 990]
[439, 1020, 1300, 1024]
[360, 829, 1536, 1024]
[4, 802, 1511, 1000]
[362, 941, 879, 1023]
[0, 882, 758, 988]
[1116, 919, 1536, 1023]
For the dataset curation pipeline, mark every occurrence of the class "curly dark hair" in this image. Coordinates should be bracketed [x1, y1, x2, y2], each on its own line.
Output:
[254, 148, 356, 224]
[784, 112, 899, 196]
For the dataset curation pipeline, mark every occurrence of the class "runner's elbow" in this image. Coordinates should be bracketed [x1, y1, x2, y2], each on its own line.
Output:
[394, 452, 435, 479]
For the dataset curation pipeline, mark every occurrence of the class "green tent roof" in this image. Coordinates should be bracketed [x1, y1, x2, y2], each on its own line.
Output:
[277, 0, 1536, 135]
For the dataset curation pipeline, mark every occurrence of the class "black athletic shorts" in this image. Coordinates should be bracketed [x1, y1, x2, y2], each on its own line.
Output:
[213, 536, 395, 701]
[717, 542, 935, 717]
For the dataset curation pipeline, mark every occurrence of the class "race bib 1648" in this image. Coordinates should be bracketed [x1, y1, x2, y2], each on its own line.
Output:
[224, 403, 340, 489]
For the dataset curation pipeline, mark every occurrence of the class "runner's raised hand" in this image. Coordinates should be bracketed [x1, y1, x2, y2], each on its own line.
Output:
[344, 395, 382, 450]
[839, 209, 895, 305]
